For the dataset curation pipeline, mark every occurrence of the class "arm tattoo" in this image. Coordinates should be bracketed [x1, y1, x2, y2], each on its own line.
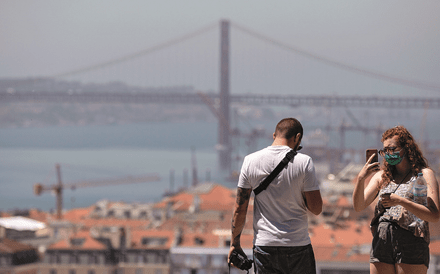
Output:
[231, 188, 251, 245]
[236, 187, 251, 206]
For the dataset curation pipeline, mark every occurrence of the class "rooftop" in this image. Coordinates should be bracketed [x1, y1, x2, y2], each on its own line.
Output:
[0, 216, 46, 231]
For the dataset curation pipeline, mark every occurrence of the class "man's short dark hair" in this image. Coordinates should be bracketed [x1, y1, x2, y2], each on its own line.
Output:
[275, 118, 303, 140]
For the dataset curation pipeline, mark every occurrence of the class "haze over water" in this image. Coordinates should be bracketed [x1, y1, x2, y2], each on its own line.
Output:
[1, 106, 438, 213]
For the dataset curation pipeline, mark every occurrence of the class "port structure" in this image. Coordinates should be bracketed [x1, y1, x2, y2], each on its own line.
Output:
[34, 163, 160, 220]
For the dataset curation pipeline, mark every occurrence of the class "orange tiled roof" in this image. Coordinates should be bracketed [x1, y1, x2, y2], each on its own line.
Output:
[336, 196, 351, 207]
[199, 185, 236, 211]
[430, 240, 440, 255]
[28, 209, 49, 223]
[62, 206, 150, 228]
[322, 195, 351, 208]
[63, 207, 95, 222]
[131, 229, 175, 249]
[313, 245, 370, 262]
[0, 212, 12, 218]
[311, 221, 372, 247]
[154, 192, 194, 211]
[78, 218, 150, 229]
[154, 184, 239, 213]
[48, 230, 107, 250]
[179, 232, 220, 248]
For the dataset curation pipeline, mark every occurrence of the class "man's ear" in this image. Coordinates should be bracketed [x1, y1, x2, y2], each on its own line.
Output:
[295, 133, 302, 142]
[273, 132, 276, 140]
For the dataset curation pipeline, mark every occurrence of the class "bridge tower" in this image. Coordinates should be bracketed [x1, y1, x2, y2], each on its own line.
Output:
[218, 20, 231, 173]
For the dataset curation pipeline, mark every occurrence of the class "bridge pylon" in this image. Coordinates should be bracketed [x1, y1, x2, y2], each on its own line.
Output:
[218, 19, 231, 173]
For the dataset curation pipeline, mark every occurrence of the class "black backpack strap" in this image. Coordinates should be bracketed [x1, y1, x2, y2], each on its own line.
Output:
[253, 150, 296, 196]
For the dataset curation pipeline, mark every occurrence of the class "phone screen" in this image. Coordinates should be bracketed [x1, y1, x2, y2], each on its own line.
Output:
[366, 149, 378, 163]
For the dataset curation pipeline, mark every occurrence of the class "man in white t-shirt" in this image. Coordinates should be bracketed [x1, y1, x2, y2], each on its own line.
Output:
[228, 118, 322, 274]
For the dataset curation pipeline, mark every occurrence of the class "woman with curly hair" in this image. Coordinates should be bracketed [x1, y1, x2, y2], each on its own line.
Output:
[353, 125, 439, 274]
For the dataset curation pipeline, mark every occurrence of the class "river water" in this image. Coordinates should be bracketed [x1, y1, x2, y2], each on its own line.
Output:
[1, 108, 438, 212]
[0, 122, 224, 212]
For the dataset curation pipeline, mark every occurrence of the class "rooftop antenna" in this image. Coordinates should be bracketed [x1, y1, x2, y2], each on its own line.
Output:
[191, 146, 198, 187]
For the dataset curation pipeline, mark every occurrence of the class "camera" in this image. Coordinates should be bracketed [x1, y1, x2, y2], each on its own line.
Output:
[229, 250, 253, 271]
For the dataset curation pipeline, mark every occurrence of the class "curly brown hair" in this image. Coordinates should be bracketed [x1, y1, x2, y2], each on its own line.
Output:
[379, 125, 428, 189]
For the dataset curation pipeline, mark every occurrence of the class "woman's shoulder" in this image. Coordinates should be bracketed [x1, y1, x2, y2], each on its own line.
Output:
[421, 167, 435, 175]
[421, 167, 438, 183]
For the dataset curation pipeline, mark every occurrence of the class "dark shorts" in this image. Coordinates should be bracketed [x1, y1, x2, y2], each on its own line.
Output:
[253, 244, 316, 274]
[370, 221, 429, 268]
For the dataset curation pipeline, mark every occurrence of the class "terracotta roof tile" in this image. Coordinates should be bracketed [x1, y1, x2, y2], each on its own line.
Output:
[48, 239, 70, 250]
[78, 218, 150, 229]
[336, 196, 351, 207]
[131, 229, 175, 249]
[28, 209, 49, 223]
[310, 221, 372, 247]
[430, 240, 440, 255]
[199, 185, 236, 211]
[63, 207, 94, 222]
[48, 230, 107, 250]
[313, 245, 370, 262]
[154, 193, 194, 211]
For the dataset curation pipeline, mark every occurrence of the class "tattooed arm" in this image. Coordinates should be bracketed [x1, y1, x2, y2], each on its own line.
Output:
[228, 187, 252, 263]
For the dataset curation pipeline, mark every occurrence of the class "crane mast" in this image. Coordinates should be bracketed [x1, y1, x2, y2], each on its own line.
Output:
[34, 163, 161, 219]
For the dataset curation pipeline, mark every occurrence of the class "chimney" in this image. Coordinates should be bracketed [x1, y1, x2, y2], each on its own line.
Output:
[119, 227, 126, 250]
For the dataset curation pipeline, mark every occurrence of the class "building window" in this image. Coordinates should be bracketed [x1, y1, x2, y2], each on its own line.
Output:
[60, 253, 70, 264]
[137, 254, 144, 263]
[69, 254, 77, 264]
[211, 255, 224, 267]
[89, 254, 97, 264]
[71, 238, 86, 246]
[194, 237, 205, 246]
[155, 270, 162, 274]
[142, 237, 167, 246]
[146, 253, 155, 263]
[135, 269, 143, 274]
[157, 253, 168, 264]
[79, 254, 89, 264]
[127, 253, 136, 263]
[69, 270, 76, 274]
[50, 253, 60, 264]
[88, 270, 96, 274]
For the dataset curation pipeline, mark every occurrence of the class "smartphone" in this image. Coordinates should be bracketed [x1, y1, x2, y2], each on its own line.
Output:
[366, 149, 378, 163]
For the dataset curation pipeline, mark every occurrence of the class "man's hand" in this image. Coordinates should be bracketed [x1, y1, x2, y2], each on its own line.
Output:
[228, 245, 246, 268]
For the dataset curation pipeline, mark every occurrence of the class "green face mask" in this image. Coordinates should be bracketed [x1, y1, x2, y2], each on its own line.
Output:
[384, 151, 405, 165]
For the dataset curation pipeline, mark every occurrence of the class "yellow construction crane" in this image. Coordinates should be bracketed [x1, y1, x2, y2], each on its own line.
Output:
[34, 163, 161, 220]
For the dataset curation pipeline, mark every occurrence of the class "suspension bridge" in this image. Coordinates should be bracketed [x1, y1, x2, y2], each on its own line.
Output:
[2, 20, 440, 174]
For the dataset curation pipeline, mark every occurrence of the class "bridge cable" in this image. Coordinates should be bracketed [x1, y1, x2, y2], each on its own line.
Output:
[52, 22, 218, 78]
[231, 22, 440, 93]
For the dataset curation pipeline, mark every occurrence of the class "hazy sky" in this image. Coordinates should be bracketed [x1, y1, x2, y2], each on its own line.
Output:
[1, 0, 440, 96]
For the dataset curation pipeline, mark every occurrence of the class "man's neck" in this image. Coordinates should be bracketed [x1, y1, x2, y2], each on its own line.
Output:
[272, 138, 289, 147]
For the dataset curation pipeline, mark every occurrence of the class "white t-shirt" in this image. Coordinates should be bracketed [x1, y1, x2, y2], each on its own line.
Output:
[238, 145, 320, 247]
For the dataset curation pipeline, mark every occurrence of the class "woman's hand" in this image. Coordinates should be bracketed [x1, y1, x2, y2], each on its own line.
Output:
[380, 193, 404, 208]
[358, 153, 380, 181]
[353, 153, 382, 212]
